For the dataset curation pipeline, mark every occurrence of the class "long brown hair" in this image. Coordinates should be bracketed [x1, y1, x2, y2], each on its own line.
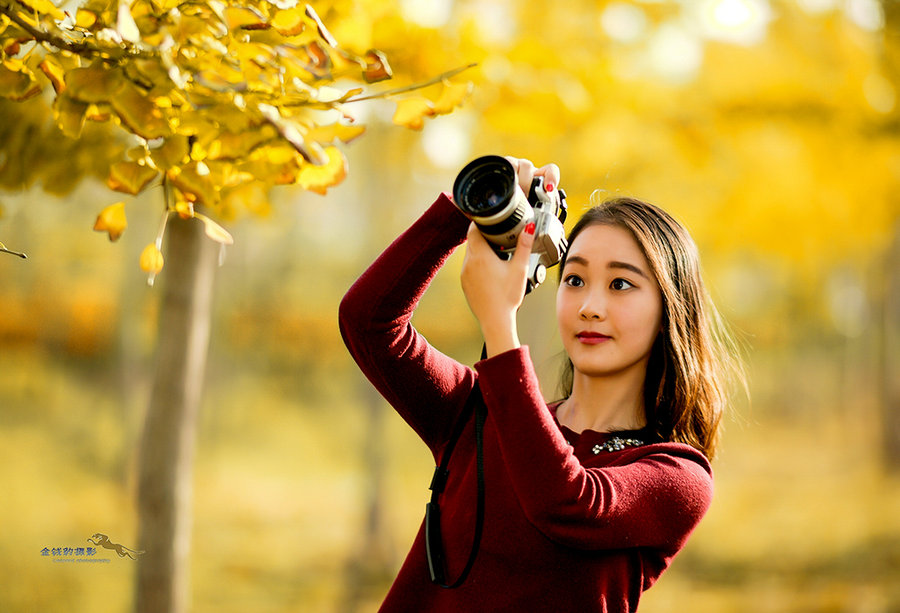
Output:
[557, 194, 743, 460]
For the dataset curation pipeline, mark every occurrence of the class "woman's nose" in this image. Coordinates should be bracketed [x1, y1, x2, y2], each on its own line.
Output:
[579, 291, 607, 320]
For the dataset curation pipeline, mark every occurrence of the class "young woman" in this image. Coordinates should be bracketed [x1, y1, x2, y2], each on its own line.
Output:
[339, 157, 738, 612]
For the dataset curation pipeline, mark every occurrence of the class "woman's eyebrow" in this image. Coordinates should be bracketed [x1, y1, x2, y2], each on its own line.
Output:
[564, 255, 648, 279]
[564, 255, 589, 268]
[608, 261, 648, 279]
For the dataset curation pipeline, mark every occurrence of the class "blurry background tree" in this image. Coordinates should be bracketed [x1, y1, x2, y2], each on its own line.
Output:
[1, 0, 899, 612]
[0, 1, 470, 612]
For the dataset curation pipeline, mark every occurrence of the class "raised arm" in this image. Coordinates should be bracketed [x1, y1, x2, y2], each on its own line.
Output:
[339, 193, 476, 452]
[476, 347, 714, 552]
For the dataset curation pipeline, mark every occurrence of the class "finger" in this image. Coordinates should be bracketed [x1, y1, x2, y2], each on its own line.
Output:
[534, 163, 561, 190]
[505, 156, 535, 195]
[465, 222, 490, 255]
[515, 159, 536, 195]
[511, 221, 536, 268]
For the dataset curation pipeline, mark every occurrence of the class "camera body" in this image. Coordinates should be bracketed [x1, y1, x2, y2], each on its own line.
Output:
[453, 155, 568, 291]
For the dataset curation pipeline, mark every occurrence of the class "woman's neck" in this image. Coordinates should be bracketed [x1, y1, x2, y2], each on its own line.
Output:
[557, 369, 648, 434]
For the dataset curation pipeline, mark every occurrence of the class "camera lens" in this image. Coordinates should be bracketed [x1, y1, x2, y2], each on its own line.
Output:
[454, 157, 515, 215]
[452, 156, 533, 249]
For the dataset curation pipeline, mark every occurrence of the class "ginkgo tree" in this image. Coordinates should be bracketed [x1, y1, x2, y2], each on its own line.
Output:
[0, 0, 470, 277]
[0, 1, 471, 612]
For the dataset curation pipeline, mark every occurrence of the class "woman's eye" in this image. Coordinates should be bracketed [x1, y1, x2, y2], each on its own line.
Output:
[564, 274, 584, 287]
[610, 278, 635, 291]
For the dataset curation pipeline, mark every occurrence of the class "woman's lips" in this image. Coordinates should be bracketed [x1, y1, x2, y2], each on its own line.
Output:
[576, 332, 611, 345]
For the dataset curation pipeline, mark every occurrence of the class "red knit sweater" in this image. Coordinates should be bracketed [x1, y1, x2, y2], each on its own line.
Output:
[338, 193, 713, 613]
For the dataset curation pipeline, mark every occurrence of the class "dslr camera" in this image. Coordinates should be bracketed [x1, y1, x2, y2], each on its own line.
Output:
[453, 155, 568, 291]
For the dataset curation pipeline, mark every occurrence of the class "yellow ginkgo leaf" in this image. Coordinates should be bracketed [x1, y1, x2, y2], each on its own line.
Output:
[258, 103, 327, 164]
[38, 58, 66, 94]
[0, 59, 42, 101]
[271, 7, 306, 36]
[167, 164, 219, 205]
[433, 81, 473, 115]
[117, 0, 141, 44]
[107, 161, 159, 195]
[149, 135, 189, 170]
[52, 93, 88, 139]
[363, 49, 392, 83]
[139, 243, 164, 274]
[17, 0, 65, 21]
[93, 202, 128, 242]
[306, 122, 366, 145]
[223, 5, 268, 31]
[65, 66, 125, 103]
[392, 97, 434, 131]
[174, 198, 194, 219]
[297, 146, 347, 195]
[195, 212, 234, 245]
[75, 8, 97, 29]
[111, 81, 171, 139]
[259, 144, 298, 165]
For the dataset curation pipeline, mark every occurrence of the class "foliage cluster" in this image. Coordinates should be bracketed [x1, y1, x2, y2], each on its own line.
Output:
[0, 0, 471, 275]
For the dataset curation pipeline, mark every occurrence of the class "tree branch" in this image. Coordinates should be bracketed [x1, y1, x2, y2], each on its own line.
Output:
[0, 0, 153, 62]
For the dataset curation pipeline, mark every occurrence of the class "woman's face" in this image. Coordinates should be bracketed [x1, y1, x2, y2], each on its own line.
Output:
[556, 223, 664, 381]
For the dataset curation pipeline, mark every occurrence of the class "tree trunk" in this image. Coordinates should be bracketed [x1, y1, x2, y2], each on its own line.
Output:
[879, 1, 900, 471]
[134, 215, 217, 613]
[339, 383, 395, 613]
[880, 219, 900, 470]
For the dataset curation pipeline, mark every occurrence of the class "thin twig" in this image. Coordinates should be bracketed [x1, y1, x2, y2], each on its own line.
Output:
[0, 242, 27, 258]
[344, 62, 478, 103]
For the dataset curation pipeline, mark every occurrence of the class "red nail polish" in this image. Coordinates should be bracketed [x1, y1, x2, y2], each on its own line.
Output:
[545, 183, 554, 192]
[525, 222, 536, 235]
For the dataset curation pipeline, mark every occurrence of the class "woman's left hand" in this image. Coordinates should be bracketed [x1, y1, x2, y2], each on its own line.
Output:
[460, 219, 536, 358]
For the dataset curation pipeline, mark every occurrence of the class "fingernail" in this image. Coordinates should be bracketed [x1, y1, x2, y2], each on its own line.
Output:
[525, 222, 536, 235]
[545, 183, 554, 192]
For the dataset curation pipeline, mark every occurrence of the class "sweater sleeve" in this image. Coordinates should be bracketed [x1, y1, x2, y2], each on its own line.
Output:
[339, 193, 477, 452]
[475, 346, 714, 552]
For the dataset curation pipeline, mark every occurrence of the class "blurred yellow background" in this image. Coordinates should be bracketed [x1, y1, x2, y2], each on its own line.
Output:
[2, 0, 899, 611]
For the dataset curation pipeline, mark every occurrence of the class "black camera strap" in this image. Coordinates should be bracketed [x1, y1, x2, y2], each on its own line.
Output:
[425, 378, 487, 588]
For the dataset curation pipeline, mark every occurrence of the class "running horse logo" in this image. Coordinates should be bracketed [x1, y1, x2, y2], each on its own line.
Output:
[87, 533, 145, 559]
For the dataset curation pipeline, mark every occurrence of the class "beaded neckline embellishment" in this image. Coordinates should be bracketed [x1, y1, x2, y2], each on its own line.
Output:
[592, 437, 644, 454]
